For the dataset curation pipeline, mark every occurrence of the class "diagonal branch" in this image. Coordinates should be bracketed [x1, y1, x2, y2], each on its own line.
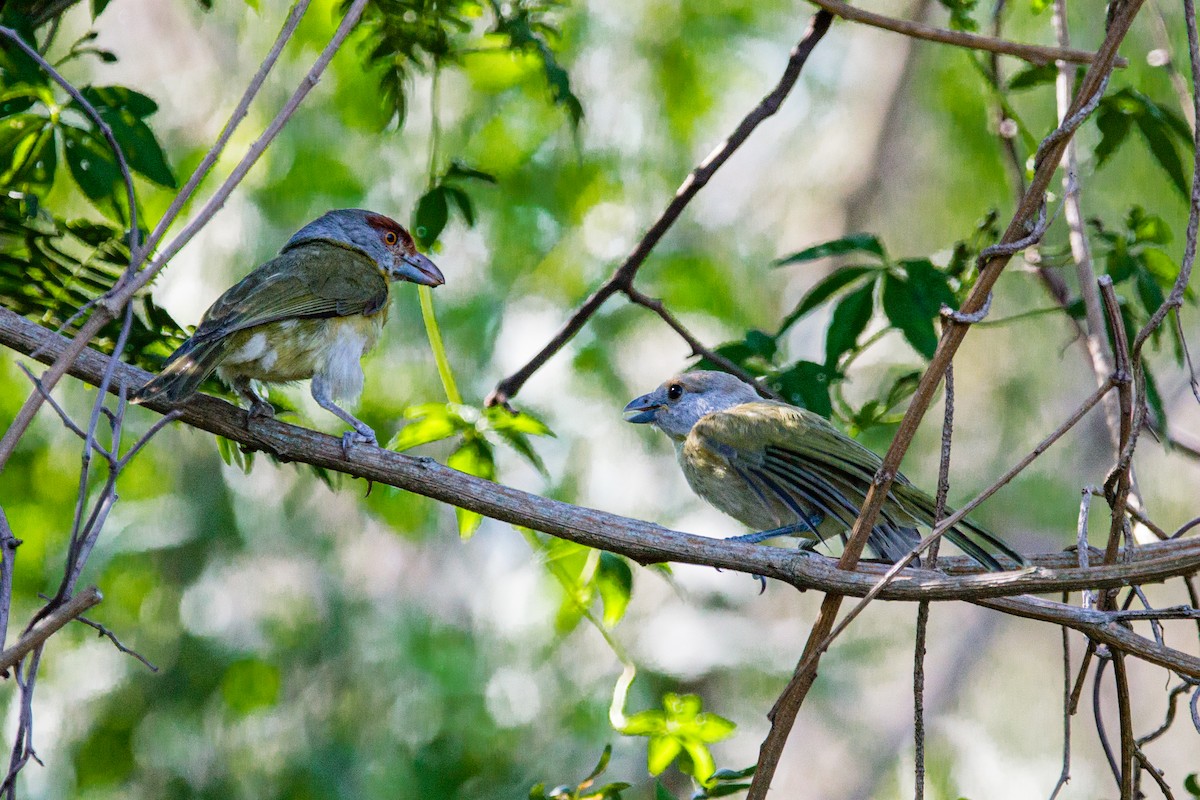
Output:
[744, 3, 1143, 795]
[806, 0, 1123, 66]
[486, 11, 834, 408]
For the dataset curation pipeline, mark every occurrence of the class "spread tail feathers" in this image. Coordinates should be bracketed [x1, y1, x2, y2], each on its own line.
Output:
[130, 336, 228, 405]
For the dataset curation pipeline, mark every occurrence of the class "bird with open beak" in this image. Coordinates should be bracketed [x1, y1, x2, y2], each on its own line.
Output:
[132, 208, 444, 454]
[623, 370, 1023, 570]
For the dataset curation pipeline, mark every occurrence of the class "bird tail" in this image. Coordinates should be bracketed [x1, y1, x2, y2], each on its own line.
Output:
[130, 335, 227, 406]
[944, 517, 1026, 571]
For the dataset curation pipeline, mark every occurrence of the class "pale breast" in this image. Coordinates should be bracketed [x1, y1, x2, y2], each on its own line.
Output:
[215, 311, 386, 395]
[679, 438, 788, 532]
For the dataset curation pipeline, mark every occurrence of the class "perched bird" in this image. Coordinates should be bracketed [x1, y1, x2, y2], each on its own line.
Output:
[623, 370, 1023, 570]
[132, 208, 444, 452]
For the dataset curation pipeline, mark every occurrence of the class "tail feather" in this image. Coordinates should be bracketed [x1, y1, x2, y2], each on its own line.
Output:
[131, 335, 228, 405]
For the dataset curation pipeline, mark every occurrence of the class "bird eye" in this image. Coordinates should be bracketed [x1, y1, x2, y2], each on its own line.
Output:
[384, 231, 398, 246]
[667, 383, 683, 401]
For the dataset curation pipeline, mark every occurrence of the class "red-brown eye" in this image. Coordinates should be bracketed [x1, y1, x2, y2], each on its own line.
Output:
[384, 231, 398, 246]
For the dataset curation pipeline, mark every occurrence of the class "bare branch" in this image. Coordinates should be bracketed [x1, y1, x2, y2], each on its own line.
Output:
[0, 587, 102, 675]
[0, 510, 17, 651]
[487, 11, 834, 408]
[806, 0, 1121, 66]
[142, 0, 313, 257]
[623, 288, 782, 399]
[74, 615, 157, 672]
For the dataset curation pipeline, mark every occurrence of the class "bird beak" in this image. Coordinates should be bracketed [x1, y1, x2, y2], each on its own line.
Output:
[395, 252, 445, 286]
[623, 393, 662, 424]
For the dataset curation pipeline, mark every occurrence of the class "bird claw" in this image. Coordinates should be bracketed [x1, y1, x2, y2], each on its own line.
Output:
[340, 425, 377, 459]
[245, 400, 275, 430]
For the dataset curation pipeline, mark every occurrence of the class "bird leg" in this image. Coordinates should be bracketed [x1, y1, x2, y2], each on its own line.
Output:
[311, 375, 377, 458]
[726, 513, 825, 546]
[232, 377, 275, 428]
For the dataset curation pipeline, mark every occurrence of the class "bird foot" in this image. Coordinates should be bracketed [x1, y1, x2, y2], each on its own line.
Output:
[244, 400, 276, 430]
[340, 424, 378, 459]
[727, 520, 824, 547]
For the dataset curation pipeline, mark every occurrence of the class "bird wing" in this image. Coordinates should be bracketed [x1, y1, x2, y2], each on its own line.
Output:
[192, 241, 388, 340]
[689, 402, 1023, 568]
[688, 401, 914, 535]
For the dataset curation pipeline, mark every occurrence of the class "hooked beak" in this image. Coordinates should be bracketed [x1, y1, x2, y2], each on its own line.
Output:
[622, 393, 661, 424]
[395, 252, 445, 286]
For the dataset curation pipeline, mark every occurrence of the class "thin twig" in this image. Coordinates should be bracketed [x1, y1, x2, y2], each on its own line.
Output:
[1048, 615, 1072, 800]
[141, 0, 312, 257]
[914, 364, 954, 800]
[74, 615, 157, 672]
[1098, 277, 1134, 570]
[487, 11, 834, 408]
[806, 0, 1119, 66]
[1112, 651, 1136, 799]
[0, 510, 17, 652]
[624, 288, 781, 399]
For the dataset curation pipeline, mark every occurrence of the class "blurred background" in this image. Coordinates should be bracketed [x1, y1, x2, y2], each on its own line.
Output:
[0, 0, 1198, 797]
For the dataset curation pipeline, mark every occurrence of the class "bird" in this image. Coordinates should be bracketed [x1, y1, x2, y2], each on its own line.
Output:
[132, 208, 445, 453]
[623, 370, 1023, 570]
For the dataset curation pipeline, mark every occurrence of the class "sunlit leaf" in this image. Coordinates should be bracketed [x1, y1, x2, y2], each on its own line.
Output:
[777, 265, 876, 334]
[774, 233, 886, 266]
[646, 736, 682, 776]
[596, 553, 632, 627]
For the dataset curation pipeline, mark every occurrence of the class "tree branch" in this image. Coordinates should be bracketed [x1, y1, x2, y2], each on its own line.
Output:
[806, 0, 1123, 66]
[1, 307, 1199, 679]
[487, 11, 834, 408]
[0, 587, 101, 675]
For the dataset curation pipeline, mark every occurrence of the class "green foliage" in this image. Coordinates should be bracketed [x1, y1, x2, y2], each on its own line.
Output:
[0, 195, 187, 366]
[487, 0, 583, 127]
[621, 693, 735, 784]
[389, 402, 553, 537]
[1184, 773, 1200, 798]
[353, 0, 581, 128]
[936, 0, 978, 31]
[528, 745, 631, 800]
[1095, 87, 1194, 200]
[413, 160, 497, 247]
[694, 765, 756, 799]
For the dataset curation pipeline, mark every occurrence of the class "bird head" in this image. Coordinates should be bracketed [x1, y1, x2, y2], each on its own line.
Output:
[623, 370, 761, 441]
[285, 209, 445, 286]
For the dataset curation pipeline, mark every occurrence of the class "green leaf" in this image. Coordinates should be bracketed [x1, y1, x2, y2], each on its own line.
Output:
[1134, 112, 1189, 199]
[61, 125, 121, 204]
[693, 713, 736, 741]
[81, 85, 158, 118]
[1094, 98, 1132, 169]
[771, 360, 833, 418]
[388, 404, 465, 450]
[447, 437, 495, 538]
[583, 744, 613, 783]
[702, 783, 754, 798]
[824, 281, 875, 368]
[777, 265, 876, 334]
[882, 274, 937, 358]
[775, 234, 886, 266]
[679, 740, 716, 782]
[414, 186, 449, 247]
[654, 781, 676, 800]
[443, 185, 476, 227]
[0, 114, 55, 187]
[622, 710, 666, 736]
[646, 736, 682, 776]
[91, 0, 113, 17]
[1183, 772, 1200, 797]
[596, 553, 632, 627]
[1007, 64, 1056, 91]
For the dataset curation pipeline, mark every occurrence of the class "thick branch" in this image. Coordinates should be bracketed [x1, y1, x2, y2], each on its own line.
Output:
[2, 308, 1199, 678]
[0, 587, 101, 674]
